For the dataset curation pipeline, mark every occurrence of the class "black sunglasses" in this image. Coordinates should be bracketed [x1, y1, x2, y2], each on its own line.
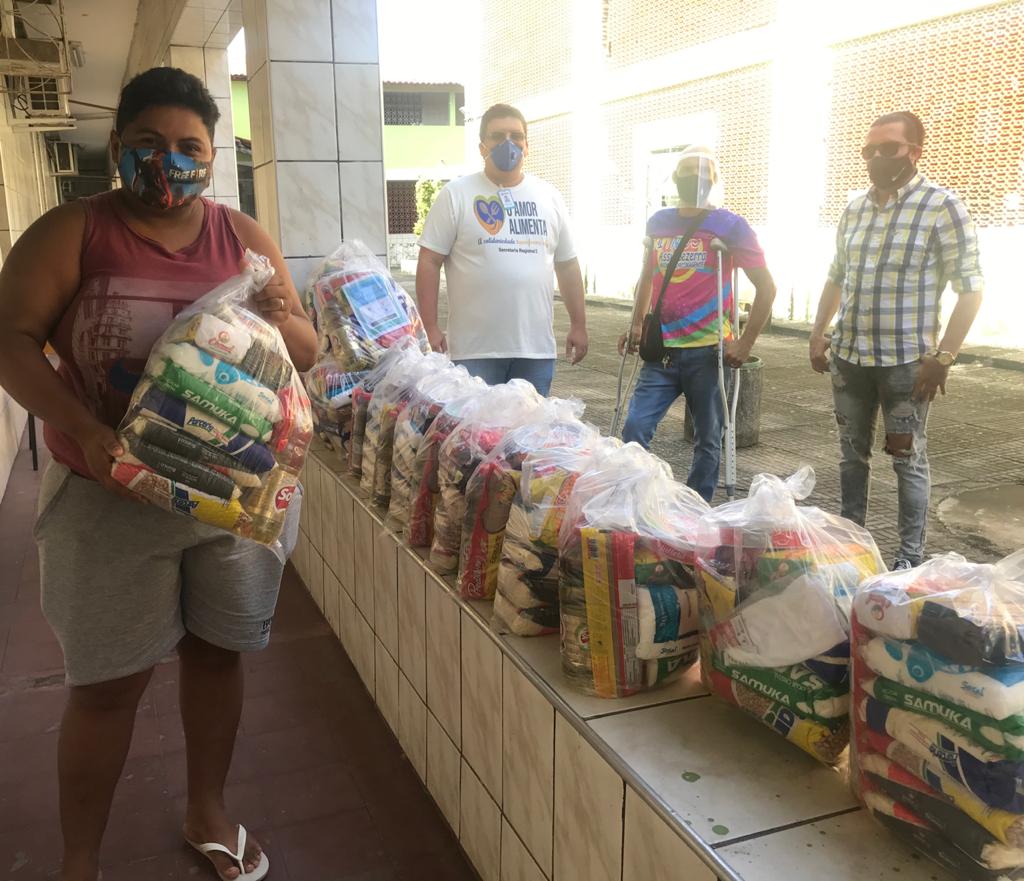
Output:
[861, 140, 919, 160]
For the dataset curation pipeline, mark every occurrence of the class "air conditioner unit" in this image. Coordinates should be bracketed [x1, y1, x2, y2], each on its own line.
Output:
[48, 139, 76, 175]
[4, 73, 72, 125]
[0, 36, 63, 77]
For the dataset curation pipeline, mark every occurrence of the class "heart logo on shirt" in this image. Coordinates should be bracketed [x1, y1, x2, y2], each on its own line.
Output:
[474, 196, 505, 235]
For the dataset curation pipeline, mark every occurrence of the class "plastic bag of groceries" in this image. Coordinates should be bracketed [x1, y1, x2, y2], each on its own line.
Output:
[348, 338, 420, 478]
[360, 348, 451, 506]
[456, 400, 594, 601]
[557, 443, 710, 698]
[493, 436, 619, 637]
[304, 354, 363, 466]
[306, 240, 428, 372]
[111, 252, 312, 562]
[388, 366, 484, 532]
[694, 466, 883, 764]
[849, 551, 1024, 880]
[429, 380, 543, 573]
[405, 381, 492, 549]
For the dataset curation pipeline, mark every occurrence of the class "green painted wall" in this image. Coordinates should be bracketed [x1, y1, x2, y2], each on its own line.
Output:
[231, 79, 250, 141]
[228, 79, 464, 170]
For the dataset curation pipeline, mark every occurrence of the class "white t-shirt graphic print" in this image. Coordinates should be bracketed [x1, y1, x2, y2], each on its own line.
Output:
[418, 171, 576, 360]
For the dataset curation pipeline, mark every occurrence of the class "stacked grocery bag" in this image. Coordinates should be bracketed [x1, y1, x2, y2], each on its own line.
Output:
[694, 467, 883, 764]
[303, 241, 429, 461]
[493, 437, 619, 636]
[429, 380, 543, 573]
[557, 443, 710, 698]
[112, 252, 311, 559]
[456, 401, 594, 601]
[850, 551, 1024, 881]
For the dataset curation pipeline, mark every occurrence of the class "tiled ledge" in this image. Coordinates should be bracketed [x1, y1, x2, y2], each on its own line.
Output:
[292, 444, 942, 881]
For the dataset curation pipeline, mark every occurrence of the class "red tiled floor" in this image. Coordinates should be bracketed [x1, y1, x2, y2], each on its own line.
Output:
[0, 435, 478, 880]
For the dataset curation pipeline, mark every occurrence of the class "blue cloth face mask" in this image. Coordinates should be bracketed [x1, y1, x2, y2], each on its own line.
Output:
[489, 139, 524, 172]
[118, 147, 211, 210]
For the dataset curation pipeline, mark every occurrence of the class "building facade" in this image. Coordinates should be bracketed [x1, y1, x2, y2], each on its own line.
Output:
[467, 0, 1023, 344]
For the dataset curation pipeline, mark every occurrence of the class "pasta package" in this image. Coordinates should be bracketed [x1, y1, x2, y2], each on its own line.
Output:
[111, 252, 311, 560]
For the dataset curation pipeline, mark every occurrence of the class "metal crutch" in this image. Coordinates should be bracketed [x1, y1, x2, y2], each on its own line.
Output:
[710, 238, 740, 501]
[610, 237, 654, 437]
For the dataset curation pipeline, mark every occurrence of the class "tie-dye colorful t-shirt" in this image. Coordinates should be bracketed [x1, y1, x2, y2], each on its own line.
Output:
[646, 208, 766, 348]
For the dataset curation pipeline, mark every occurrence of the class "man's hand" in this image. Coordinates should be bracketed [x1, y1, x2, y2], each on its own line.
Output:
[74, 421, 138, 501]
[724, 338, 751, 370]
[425, 324, 448, 353]
[809, 334, 831, 374]
[913, 355, 949, 402]
[565, 326, 588, 365]
[617, 322, 642, 356]
[253, 274, 294, 327]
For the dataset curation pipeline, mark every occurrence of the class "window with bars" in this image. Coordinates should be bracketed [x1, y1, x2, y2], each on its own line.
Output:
[387, 180, 418, 234]
[384, 92, 422, 125]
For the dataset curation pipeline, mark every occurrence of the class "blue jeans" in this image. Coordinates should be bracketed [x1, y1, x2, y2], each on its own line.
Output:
[454, 358, 556, 396]
[621, 347, 723, 502]
[830, 357, 931, 565]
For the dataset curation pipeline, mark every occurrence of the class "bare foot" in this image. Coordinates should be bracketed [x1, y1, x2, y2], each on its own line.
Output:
[184, 812, 264, 880]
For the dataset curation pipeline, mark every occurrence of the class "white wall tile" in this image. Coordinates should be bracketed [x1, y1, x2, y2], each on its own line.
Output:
[425, 578, 461, 747]
[306, 454, 323, 554]
[501, 820, 546, 881]
[336, 482, 356, 596]
[285, 256, 322, 297]
[353, 505, 375, 625]
[375, 638, 399, 733]
[554, 715, 624, 881]
[503, 659, 555, 876]
[168, 45, 205, 81]
[398, 672, 427, 782]
[270, 62, 339, 161]
[397, 548, 427, 700]
[331, 0, 378, 62]
[460, 761, 501, 881]
[213, 98, 235, 149]
[339, 587, 357, 656]
[461, 613, 502, 803]
[204, 47, 231, 97]
[241, 0, 268, 73]
[252, 161, 280, 246]
[266, 0, 333, 61]
[354, 608, 375, 693]
[339, 161, 386, 254]
[324, 568, 342, 638]
[247, 64, 274, 167]
[292, 527, 308, 584]
[623, 788, 715, 881]
[335, 63, 382, 162]
[309, 550, 325, 613]
[277, 161, 341, 258]
[427, 710, 461, 834]
[320, 467, 340, 582]
[373, 528, 399, 661]
[212, 148, 239, 200]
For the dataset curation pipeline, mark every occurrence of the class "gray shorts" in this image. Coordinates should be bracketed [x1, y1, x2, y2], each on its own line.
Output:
[35, 461, 301, 687]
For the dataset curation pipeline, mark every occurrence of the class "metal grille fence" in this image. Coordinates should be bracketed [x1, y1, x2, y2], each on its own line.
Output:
[386, 180, 418, 235]
[823, 0, 1024, 227]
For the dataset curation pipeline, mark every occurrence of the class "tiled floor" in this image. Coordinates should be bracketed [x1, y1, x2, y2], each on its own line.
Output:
[0, 435, 478, 881]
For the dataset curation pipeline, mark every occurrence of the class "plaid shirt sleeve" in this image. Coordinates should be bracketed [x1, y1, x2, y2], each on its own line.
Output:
[936, 195, 984, 295]
[826, 209, 849, 286]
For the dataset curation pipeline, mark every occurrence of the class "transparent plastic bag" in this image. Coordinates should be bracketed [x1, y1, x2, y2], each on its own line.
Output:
[388, 366, 483, 532]
[360, 348, 450, 506]
[850, 551, 1024, 876]
[306, 240, 429, 372]
[695, 466, 883, 764]
[428, 380, 543, 573]
[111, 252, 312, 562]
[456, 400, 594, 600]
[492, 436, 619, 638]
[557, 443, 710, 698]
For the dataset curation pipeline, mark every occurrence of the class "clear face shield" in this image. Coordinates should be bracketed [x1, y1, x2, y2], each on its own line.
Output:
[672, 148, 722, 209]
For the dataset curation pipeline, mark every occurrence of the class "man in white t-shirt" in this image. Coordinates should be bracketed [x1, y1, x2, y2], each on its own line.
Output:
[416, 103, 588, 395]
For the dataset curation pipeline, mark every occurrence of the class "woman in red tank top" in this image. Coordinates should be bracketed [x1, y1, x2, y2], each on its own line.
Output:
[0, 68, 316, 881]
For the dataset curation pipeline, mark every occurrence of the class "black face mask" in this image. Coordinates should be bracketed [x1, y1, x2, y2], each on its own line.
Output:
[867, 155, 914, 189]
[676, 174, 701, 206]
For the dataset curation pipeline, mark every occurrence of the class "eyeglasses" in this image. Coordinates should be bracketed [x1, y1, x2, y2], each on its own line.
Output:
[861, 141, 919, 160]
[484, 131, 526, 144]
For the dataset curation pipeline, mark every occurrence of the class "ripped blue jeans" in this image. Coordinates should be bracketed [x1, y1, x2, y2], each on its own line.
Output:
[829, 356, 931, 564]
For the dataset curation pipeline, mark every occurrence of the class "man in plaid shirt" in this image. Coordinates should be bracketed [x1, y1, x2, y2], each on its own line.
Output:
[810, 111, 984, 569]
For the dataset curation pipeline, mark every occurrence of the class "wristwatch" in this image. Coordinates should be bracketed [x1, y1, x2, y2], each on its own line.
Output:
[931, 350, 956, 367]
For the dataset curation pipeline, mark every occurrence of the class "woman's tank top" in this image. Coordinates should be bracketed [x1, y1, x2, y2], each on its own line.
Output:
[45, 190, 246, 478]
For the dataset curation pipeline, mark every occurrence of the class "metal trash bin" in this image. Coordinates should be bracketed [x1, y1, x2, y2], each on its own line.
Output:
[684, 355, 764, 448]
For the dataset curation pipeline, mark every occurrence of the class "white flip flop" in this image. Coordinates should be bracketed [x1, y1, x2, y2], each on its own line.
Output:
[185, 824, 270, 881]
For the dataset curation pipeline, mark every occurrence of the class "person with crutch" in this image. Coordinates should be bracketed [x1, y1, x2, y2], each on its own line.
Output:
[618, 146, 776, 502]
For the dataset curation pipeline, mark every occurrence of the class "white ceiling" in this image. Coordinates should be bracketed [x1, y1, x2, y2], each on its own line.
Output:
[171, 0, 243, 50]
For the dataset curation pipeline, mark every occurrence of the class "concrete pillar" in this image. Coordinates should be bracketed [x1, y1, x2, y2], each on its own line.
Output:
[168, 44, 239, 211]
[241, 0, 387, 291]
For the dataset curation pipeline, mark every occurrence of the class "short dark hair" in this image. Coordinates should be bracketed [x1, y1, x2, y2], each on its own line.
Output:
[871, 111, 925, 148]
[116, 67, 220, 138]
[479, 103, 527, 143]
